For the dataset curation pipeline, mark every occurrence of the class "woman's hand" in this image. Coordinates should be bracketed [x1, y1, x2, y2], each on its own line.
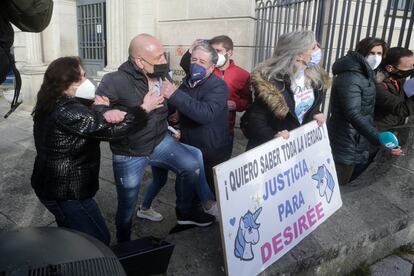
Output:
[103, 110, 126, 123]
[94, 95, 110, 106]
[313, 113, 326, 126]
[390, 146, 404, 156]
[275, 130, 290, 139]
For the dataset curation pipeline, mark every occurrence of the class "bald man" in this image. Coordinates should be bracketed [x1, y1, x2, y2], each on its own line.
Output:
[96, 34, 215, 243]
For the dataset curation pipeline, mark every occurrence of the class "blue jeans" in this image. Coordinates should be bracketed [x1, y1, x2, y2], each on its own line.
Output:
[142, 143, 215, 209]
[113, 134, 203, 242]
[40, 198, 110, 245]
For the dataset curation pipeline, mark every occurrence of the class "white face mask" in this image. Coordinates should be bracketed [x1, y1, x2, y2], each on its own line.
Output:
[365, 54, 382, 70]
[74, 79, 96, 100]
[216, 53, 226, 68]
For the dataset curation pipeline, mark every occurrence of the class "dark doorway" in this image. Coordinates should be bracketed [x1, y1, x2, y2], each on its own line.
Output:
[76, 0, 107, 77]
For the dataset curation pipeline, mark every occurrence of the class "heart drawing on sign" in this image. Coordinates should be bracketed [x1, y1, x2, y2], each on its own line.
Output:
[230, 217, 236, 226]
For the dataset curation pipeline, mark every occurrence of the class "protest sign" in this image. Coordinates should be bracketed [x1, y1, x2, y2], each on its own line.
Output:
[213, 121, 342, 276]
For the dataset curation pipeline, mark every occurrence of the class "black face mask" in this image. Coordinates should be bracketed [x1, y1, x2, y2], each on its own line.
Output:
[389, 67, 414, 79]
[146, 63, 170, 79]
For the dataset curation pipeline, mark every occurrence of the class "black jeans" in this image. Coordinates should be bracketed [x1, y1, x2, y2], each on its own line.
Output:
[203, 144, 233, 196]
[335, 163, 355, 186]
[41, 198, 110, 245]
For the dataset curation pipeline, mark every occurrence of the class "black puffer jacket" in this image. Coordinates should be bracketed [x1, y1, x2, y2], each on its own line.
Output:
[243, 71, 326, 150]
[328, 51, 380, 165]
[31, 97, 147, 200]
[96, 60, 168, 156]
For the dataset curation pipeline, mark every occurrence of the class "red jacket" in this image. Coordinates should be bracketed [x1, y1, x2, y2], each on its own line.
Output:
[214, 60, 251, 133]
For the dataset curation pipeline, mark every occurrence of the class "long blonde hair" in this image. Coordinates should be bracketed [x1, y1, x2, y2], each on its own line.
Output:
[255, 30, 329, 90]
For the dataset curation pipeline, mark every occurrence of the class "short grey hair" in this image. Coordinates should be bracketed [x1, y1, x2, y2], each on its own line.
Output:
[192, 42, 219, 66]
[255, 30, 328, 90]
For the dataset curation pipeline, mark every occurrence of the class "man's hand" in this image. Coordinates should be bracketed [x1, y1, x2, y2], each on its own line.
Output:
[172, 129, 181, 140]
[103, 110, 126, 124]
[141, 90, 164, 112]
[313, 113, 326, 126]
[168, 111, 180, 124]
[227, 100, 237, 111]
[93, 95, 110, 106]
[189, 39, 205, 54]
[275, 130, 290, 139]
[160, 80, 177, 99]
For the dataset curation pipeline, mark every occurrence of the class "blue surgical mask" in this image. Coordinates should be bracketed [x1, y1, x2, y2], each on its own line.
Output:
[307, 49, 322, 68]
[189, 63, 206, 82]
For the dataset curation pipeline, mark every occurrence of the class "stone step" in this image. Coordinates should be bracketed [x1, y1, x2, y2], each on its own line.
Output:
[164, 125, 414, 275]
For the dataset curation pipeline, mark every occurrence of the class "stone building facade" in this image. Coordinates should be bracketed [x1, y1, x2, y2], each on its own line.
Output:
[12, 0, 256, 105]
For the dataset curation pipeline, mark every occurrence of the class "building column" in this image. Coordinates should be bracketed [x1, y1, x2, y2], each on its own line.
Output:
[98, 0, 127, 76]
[20, 33, 47, 105]
[25, 33, 45, 66]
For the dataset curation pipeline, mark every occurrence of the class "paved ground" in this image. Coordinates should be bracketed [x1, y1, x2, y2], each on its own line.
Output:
[1, 93, 414, 275]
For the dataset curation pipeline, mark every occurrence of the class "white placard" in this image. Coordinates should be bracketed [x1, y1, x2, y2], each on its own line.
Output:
[214, 121, 342, 276]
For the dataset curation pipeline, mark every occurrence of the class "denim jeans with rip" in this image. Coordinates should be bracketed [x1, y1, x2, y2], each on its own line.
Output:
[113, 133, 204, 243]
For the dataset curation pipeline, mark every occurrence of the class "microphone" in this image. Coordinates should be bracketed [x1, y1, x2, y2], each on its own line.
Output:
[379, 131, 399, 149]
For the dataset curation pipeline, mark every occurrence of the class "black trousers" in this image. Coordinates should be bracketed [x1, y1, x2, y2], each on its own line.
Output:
[335, 163, 355, 186]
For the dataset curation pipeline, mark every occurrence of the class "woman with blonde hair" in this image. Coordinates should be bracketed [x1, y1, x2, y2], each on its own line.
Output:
[242, 30, 329, 150]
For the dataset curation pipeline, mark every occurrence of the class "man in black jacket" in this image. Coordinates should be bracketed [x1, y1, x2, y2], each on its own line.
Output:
[374, 47, 414, 131]
[96, 34, 215, 243]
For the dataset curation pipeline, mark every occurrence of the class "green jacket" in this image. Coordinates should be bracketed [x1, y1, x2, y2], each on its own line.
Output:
[374, 75, 414, 131]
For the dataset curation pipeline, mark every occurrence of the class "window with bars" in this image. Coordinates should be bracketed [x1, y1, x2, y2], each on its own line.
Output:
[391, 0, 414, 10]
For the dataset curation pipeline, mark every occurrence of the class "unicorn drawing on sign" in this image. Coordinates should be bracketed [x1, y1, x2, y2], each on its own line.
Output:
[234, 207, 262, 261]
[312, 164, 335, 203]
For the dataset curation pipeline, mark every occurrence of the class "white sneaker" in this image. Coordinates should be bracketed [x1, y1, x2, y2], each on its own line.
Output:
[204, 202, 220, 221]
[136, 207, 163, 222]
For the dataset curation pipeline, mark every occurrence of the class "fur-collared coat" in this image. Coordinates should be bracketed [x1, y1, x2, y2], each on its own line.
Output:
[242, 71, 326, 150]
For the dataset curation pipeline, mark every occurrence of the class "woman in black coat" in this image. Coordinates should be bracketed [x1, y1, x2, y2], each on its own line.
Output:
[327, 38, 403, 185]
[242, 30, 329, 150]
[31, 56, 161, 244]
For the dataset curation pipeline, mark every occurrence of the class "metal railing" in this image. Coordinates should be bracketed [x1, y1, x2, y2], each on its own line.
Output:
[253, 0, 325, 66]
[253, 0, 414, 72]
[392, 0, 414, 10]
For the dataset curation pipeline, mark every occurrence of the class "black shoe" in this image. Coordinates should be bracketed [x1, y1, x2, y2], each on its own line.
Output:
[176, 209, 215, 227]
